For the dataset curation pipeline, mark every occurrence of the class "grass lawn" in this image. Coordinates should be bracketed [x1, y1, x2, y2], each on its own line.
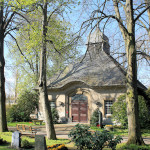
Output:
[0, 132, 70, 150]
[90, 126, 150, 137]
[7, 122, 45, 127]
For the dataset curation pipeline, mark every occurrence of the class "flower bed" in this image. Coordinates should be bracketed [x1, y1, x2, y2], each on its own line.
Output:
[47, 144, 68, 150]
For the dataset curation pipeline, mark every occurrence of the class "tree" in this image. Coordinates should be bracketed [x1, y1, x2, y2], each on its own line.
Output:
[8, 11, 79, 96]
[5, 0, 79, 139]
[39, 0, 56, 140]
[33, 0, 78, 140]
[79, 0, 150, 144]
[0, 0, 16, 132]
[0, 0, 43, 132]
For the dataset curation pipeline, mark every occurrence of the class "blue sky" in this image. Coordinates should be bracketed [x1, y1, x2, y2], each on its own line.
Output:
[4, 0, 150, 96]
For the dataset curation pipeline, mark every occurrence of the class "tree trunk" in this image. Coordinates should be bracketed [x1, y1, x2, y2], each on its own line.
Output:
[125, 0, 144, 145]
[0, 2, 8, 132]
[39, 1, 56, 140]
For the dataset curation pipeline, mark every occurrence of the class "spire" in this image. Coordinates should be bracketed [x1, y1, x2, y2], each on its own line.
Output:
[86, 27, 110, 56]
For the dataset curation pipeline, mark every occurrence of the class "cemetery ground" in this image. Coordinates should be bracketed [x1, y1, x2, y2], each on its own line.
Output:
[0, 123, 150, 149]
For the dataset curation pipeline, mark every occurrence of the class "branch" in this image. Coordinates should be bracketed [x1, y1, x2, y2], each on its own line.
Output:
[47, 3, 63, 23]
[135, 5, 150, 22]
[3, 11, 15, 30]
[8, 33, 35, 73]
[4, 27, 18, 37]
[47, 40, 62, 55]
[113, 0, 127, 41]
[137, 51, 150, 60]
[93, 9, 129, 36]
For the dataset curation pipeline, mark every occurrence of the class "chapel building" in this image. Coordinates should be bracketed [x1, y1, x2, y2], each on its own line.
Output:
[38, 27, 146, 124]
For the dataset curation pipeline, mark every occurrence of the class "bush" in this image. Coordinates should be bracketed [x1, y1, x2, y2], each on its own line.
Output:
[68, 124, 92, 149]
[21, 139, 33, 149]
[51, 108, 59, 124]
[112, 94, 150, 129]
[90, 108, 99, 126]
[112, 95, 127, 128]
[7, 90, 38, 122]
[0, 137, 7, 145]
[68, 124, 122, 150]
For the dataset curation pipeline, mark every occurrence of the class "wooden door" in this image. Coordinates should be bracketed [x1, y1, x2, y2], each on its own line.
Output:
[71, 100, 88, 122]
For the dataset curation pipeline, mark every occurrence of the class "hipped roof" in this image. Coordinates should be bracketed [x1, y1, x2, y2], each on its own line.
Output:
[47, 28, 146, 90]
[47, 51, 127, 89]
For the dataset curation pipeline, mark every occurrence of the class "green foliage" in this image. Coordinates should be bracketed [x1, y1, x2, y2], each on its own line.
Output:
[112, 95, 127, 128]
[51, 108, 59, 124]
[90, 108, 99, 126]
[0, 137, 7, 145]
[68, 124, 122, 150]
[112, 94, 150, 129]
[116, 143, 150, 150]
[68, 124, 92, 149]
[138, 95, 150, 128]
[7, 90, 38, 122]
[146, 88, 150, 98]
[21, 139, 33, 149]
[9, 8, 80, 96]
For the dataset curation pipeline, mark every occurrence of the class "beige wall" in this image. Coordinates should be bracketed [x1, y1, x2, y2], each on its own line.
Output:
[39, 82, 126, 124]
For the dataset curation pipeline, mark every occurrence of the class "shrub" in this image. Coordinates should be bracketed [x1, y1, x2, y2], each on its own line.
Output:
[90, 108, 99, 126]
[7, 90, 39, 122]
[68, 124, 122, 150]
[21, 139, 33, 149]
[0, 137, 7, 145]
[68, 124, 92, 149]
[112, 95, 127, 128]
[51, 108, 59, 124]
[112, 94, 150, 129]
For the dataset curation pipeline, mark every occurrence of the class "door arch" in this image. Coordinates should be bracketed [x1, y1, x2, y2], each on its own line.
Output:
[71, 94, 88, 122]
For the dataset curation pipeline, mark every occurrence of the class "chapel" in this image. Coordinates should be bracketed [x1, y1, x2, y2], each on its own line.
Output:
[38, 27, 146, 124]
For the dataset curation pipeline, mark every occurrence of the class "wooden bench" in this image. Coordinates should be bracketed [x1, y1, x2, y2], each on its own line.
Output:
[16, 124, 37, 136]
[32, 120, 43, 125]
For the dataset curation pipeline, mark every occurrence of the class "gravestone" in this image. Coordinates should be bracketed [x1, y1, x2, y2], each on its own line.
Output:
[11, 131, 21, 149]
[35, 135, 46, 150]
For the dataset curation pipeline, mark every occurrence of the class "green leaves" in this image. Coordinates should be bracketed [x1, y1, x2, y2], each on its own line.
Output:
[69, 124, 122, 150]
[7, 90, 38, 122]
[112, 94, 150, 129]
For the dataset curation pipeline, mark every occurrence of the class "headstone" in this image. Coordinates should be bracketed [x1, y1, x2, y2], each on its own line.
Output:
[35, 135, 46, 150]
[11, 131, 21, 149]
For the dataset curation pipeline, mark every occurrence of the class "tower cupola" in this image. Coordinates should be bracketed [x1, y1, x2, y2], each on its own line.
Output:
[86, 27, 110, 57]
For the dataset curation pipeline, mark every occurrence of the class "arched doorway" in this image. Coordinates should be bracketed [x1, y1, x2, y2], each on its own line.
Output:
[71, 94, 88, 122]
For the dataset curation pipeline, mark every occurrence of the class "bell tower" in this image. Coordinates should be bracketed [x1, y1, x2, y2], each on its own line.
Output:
[86, 27, 110, 58]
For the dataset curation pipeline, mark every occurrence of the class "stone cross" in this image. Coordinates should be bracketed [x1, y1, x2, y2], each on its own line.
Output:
[11, 131, 21, 149]
[35, 135, 46, 150]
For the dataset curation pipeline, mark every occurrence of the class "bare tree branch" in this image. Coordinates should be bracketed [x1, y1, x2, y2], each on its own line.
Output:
[135, 5, 150, 22]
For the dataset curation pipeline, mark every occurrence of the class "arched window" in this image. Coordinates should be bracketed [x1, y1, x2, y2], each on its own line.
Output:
[71, 94, 87, 101]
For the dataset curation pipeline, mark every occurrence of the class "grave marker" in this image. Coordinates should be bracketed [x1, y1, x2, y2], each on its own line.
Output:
[11, 131, 21, 149]
[35, 135, 46, 150]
